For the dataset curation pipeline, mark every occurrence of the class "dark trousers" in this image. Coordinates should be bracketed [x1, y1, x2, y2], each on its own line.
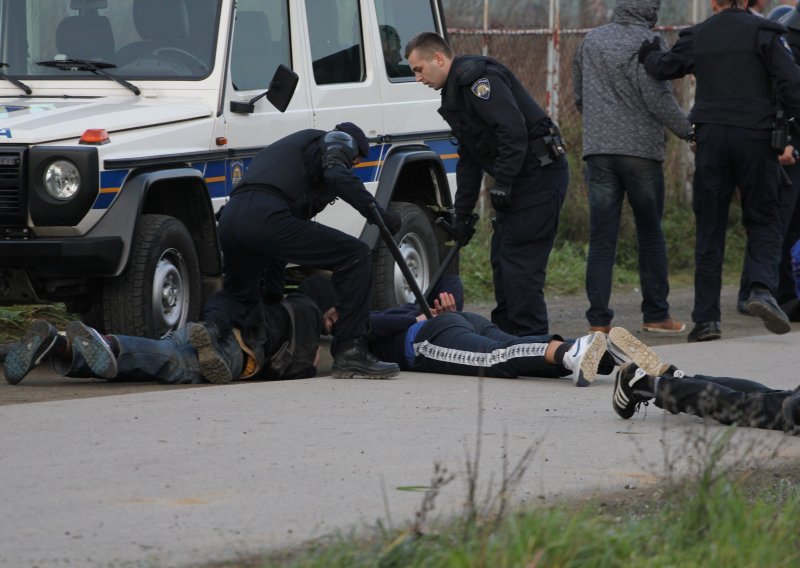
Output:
[412, 311, 565, 378]
[584, 155, 670, 326]
[656, 374, 793, 431]
[692, 124, 783, 322]
[738, 161, 800, 304]
[491, 158, 568, 336]
[218, 191, 372, 347]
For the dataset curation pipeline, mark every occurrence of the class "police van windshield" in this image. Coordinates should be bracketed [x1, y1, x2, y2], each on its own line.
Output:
[0, 0, 220, 80]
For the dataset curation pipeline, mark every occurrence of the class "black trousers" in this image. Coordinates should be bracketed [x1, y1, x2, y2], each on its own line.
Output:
[738, 161, 800, 305]
[218, 191, 371, 348]
[490, 157, 568, 336]
[692, 124, 783, 322]
[656, 374, 793, 431]
[412, 311, 565, 378]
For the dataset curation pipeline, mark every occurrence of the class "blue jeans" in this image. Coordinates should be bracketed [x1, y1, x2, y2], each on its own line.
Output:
[53, 326, 243, 384]
[584, 155, 670, 326]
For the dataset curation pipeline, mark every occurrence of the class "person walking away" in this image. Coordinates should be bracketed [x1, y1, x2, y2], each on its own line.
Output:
[573, 0, 692, 336]
[639, 0, 800, 341]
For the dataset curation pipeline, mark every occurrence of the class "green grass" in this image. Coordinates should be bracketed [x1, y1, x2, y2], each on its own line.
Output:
[0, 304, 74, 342]
[461, 199, 748, 304]
[218, 469, 800, 568]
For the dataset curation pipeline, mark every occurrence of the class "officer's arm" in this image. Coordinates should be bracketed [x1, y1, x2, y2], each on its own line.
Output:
[572, 43, 584, 113]
[470, 70, 529, 187]
[637, 66, 692, 140]
[323, 166, 376, 218]
[454, 152, 484, 215]
[762, 31, 800, 119]
[643, 29, 695, 81]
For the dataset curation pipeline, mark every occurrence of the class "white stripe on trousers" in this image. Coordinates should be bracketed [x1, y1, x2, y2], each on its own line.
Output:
[414, 340, 548, 368]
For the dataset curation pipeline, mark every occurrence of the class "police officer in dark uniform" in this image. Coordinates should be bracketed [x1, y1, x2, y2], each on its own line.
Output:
[638, 0, 800, 342]
[405, 32, 568, 336]
[216, 123, 401, 379]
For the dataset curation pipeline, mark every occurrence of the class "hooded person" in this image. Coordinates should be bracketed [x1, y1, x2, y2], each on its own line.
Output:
[572, 0, 692, 337]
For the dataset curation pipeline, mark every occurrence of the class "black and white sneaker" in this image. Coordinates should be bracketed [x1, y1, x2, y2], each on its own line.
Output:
[607, 327, 667, 376]
[612, 363, 654, 419]
[563, 331, 607, 387]
[4, 319, 60, 385]
[66, 321, 118, 379]
[188, 322, 235, 384]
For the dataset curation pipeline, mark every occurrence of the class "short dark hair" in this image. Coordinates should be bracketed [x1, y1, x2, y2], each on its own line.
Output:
[404, 31, 453, 61]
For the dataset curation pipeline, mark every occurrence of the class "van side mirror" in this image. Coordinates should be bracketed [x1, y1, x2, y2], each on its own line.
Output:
[230, 64, 299, 114]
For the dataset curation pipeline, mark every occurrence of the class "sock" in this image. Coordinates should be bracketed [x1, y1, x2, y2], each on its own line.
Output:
[554, 342, 570, 366]
[53, 334, 69, 356]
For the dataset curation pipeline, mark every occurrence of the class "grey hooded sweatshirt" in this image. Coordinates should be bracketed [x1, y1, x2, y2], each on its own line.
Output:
[573, 0, 691, 161]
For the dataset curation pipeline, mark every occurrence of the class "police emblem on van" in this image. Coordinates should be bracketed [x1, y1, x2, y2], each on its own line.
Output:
[231, 160, 244, 187]
[471, 78, 491, 100]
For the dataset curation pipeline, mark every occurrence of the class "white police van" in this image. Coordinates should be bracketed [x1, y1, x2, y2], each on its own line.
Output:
[0, 0, 458, 337]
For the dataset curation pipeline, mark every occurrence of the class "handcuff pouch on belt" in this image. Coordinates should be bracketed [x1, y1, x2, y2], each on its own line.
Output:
[529, 124, 566, 167]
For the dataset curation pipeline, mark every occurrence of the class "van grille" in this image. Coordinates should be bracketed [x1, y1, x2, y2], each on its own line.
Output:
[0, 148, 26, 223]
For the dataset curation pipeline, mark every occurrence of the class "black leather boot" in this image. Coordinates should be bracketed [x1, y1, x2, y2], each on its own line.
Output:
[332, 337, 400, 379]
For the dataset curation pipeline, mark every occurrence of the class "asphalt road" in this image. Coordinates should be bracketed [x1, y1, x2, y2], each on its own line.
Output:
[1, 285, 799, 567]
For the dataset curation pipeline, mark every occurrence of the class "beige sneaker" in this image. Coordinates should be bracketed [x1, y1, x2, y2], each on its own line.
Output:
[607, 327, 670, 376]
[641, 317, 686, 334]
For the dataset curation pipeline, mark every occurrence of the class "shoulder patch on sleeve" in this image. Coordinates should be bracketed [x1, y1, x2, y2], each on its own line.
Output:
[471, 78, 491, 100]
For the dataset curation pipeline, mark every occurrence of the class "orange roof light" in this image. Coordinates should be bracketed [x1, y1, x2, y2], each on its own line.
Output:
[79, 129, 110, 145]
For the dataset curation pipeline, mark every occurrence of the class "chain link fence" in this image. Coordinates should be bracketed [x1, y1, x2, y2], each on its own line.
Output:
[448, 25, 696, 246]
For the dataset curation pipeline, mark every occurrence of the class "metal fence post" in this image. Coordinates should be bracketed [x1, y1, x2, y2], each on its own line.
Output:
[545, 0, 560, 123]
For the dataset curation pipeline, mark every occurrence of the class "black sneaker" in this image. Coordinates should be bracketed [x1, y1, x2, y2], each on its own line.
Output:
[66, 321, 117, 379]
[332, 338, 399, 379]
[746, 287, 791, 335]
[187, 322, 236, 384]
[607, 327, 667, 376]
[4, 319, 60, 385]
[660, 365, 686, 380]
[612, 363, 654, 419]
[562, 331, 607, 387]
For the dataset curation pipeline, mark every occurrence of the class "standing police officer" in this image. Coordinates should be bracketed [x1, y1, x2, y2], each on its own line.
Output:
[405, 32, 569, 336]
[639, 0, 800, 342]
[216, 123, 401, 379]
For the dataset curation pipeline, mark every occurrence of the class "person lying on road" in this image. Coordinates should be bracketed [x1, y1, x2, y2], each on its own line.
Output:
[3, 293, 322, 386]
[611, 332, 800, 434]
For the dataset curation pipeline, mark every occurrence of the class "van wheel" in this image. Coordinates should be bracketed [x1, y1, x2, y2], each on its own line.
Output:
[372, 202, 439, 309]
[102, 214, 201, 338]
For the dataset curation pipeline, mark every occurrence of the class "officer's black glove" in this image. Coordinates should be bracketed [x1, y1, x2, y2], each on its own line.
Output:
[637, 37, 661, 65]
[489, 184, 512, 213]
[454, 214, 476, 246]
[382, 209, 403, 235]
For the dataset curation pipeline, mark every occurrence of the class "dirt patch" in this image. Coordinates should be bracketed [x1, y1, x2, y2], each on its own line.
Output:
[0, 284, 785, 406]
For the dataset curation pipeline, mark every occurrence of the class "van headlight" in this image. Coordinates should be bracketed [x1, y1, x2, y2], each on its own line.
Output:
[43, 160, 81, 200]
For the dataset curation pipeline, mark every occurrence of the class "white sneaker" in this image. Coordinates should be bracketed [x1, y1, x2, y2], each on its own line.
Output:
[562, 331, 607, 387]
[607, 327, 668, 376]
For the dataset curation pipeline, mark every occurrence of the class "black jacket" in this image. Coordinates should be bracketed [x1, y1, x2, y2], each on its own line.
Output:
[438, 56, 549, 215]
[234, 129, 378, 220]
[643, 7, 800, 129]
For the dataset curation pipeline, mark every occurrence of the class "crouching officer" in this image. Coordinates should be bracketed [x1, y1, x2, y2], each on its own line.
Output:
[638, 0, 800, 342]
[405, 32, 568, 336]
[217, 123, 401, 379]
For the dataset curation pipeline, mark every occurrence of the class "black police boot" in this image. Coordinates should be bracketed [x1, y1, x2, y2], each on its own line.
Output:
[687, 321, 721, 343]
[746, 286, 791, 335]
[332, 337, 400, 380]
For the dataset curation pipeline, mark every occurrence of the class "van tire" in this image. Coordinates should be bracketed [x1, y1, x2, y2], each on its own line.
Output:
[372, 202, 439, 309]
[102, 214, 201, 338]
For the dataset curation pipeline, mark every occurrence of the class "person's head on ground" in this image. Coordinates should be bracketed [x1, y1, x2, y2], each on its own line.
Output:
[613, 0, 661, 29]
[297, 274, 339, 334]
[404, 31, 454, 90]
